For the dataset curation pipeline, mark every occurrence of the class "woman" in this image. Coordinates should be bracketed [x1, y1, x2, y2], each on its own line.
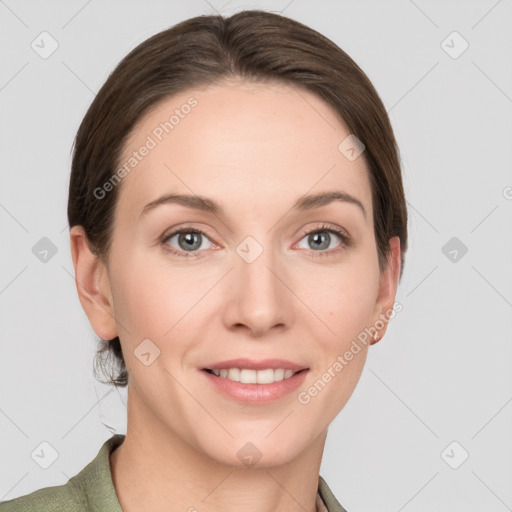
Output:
[1, 8, 407, 512]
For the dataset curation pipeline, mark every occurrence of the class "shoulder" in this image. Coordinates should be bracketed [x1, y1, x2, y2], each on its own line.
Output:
[0, 481, 83, 512]
[0, 434, 126, 512]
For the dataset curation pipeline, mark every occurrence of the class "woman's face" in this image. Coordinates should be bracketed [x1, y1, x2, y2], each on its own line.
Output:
[86, 80, 400, 467]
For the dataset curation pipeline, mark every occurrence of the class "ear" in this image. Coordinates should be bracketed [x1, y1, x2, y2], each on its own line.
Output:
[369, 236, 401, 345]
[69, 225, 118, 341]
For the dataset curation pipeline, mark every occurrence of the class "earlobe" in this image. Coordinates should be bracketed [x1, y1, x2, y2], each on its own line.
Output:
[370, 236, 402, 345]
[69, 226, 118, 341]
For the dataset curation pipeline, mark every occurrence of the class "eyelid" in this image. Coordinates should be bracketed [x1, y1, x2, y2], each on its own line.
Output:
[160, 223, 217, 241]
[293, 222, 352, 253]
[160, 221, 352, 257]
[295, 222, 351, 244]
[159, 224, 218, 256]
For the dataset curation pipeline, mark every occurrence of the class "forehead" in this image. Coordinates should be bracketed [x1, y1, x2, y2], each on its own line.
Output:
[115, 79, 372, 222]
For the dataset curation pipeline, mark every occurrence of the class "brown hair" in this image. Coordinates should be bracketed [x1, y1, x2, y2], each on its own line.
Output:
[68, 9, 408, 388]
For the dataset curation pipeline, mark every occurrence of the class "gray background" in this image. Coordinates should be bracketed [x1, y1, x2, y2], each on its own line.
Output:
[1, 0, 511, 510]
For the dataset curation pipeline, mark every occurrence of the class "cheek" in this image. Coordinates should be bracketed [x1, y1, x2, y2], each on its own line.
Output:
[110, 232, 379, 351]
[109, 249, 215, 355]
[300, 258, 379, 343]
[331, 279, 376, 342]
[107, 247, 179, 340]
[295, 267, 376, 416]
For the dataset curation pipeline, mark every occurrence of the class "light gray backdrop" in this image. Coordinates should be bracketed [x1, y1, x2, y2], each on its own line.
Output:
[1, 1, 511, 511]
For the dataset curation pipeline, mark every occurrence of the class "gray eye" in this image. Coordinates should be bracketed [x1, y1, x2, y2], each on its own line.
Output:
[178, 232, 202, 251]
[308, 232, 331, 250]
[297, 230, 342, 251]
[166, 231, 213, 252]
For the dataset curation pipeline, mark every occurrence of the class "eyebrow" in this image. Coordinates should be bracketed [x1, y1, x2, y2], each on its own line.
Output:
[140, 191, 366, 220]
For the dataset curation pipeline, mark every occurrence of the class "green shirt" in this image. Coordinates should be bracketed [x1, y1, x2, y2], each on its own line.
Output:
[0, 434, 347, 511]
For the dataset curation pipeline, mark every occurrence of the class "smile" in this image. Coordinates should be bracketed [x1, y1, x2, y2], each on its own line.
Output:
[204, 368, 304, 384]
[200, 367, 309, 404]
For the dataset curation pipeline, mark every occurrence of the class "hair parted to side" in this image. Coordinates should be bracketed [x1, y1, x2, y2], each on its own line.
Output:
[68, 9, 408, 388]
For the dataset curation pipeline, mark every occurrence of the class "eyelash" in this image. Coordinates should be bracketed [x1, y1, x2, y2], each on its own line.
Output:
[301, 224, 352, 258]
[160, 223, 351, 259]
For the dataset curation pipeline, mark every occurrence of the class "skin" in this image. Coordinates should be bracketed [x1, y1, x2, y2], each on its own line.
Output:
[70, 79, 401, 512]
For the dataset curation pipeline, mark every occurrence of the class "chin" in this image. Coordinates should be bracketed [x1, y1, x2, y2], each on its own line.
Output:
[202, 434, 306, 469]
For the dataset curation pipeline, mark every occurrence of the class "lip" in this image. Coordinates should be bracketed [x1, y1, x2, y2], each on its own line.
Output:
[202, 358, 308, 371]
[200, 367, 309, 404]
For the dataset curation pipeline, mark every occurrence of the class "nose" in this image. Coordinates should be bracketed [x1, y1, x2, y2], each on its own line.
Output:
[222, 241, 293, 338]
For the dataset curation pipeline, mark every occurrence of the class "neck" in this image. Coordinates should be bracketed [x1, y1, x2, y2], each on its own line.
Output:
[110, 386, 327, 512]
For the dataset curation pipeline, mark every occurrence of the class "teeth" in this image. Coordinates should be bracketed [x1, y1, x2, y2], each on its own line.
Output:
[209, 368, 298, 383]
